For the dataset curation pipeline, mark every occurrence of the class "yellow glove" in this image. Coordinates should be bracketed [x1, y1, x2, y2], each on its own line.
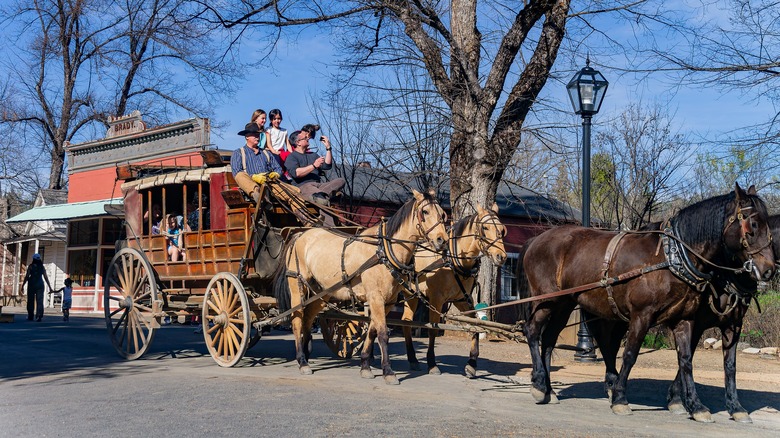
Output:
[251, 173, 268, 184]
[267, 171, 280, 181]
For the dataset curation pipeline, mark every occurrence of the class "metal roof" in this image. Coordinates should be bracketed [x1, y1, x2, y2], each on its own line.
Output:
[5, 198, 123, 223]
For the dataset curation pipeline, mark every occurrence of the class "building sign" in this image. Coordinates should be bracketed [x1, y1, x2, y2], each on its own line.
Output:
[65, 113, 210, 173]
[106, 111, 146, 139]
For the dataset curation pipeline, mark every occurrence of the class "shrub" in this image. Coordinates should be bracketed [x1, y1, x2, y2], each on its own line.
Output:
[741, 290, 780, 348]
[643, 327, 672, 349]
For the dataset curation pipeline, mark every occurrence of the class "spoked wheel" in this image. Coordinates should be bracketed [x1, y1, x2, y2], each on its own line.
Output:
[321, 316, 368, 359]
[202, 272, 252, 367]
[103, 247, 159, 360]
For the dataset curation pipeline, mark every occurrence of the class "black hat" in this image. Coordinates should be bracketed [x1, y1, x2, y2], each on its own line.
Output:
[238, 122, 262, 136]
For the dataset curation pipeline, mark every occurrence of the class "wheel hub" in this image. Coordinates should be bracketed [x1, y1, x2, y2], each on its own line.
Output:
[119, 296, 134, 309]
[213, 311, 229, 327]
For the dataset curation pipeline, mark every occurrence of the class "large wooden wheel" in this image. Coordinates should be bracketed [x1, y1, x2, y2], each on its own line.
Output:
[320, 316, 368, 359]
[103, 247, 159, 360]
[202, 272, 252, 367]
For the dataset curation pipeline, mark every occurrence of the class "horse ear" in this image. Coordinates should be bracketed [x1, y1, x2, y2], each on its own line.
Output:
[735, 182, 746, 201]
[491, 202, 499, 213]
[412, 189, 424, 201]
[747, 184, 758, 195]
[475, 204, 485, 214]
[427, 188, 436, 198]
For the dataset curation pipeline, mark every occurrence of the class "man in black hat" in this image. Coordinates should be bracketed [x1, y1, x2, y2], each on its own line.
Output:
[230, 122, 283, 203]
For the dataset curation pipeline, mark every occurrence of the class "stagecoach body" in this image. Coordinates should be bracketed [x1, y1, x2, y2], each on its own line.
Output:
[104, 150, 327, 366]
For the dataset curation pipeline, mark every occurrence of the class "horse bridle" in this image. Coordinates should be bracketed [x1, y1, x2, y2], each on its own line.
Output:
[722, 200, 773, 278]
[414, 198, 447, 249]
[472, 210, 507, 259]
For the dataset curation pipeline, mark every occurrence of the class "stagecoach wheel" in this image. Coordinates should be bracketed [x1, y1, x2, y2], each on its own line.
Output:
[103, 247, 159, 360]
[320, 317, 367, 359]
[202, 272, 252, 367]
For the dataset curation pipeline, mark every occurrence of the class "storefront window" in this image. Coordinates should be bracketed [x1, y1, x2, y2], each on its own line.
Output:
[102, 218, 123, 245]
[69, 219, 99, 247]
[68, 249, 97, 287]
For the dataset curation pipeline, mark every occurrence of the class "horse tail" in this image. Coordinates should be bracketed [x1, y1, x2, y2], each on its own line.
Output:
[273, 231, 304, 314]
[515, 236, 535, 324]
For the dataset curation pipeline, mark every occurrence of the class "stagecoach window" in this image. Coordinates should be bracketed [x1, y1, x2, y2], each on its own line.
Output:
[499, 253, 520, 301]
[68, 219, 100, 247]
[101, 218, 123, 245]
[68, 249, 97, 287]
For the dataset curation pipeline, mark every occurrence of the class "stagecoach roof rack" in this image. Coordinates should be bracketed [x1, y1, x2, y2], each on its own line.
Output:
[120, 165, 230, 192]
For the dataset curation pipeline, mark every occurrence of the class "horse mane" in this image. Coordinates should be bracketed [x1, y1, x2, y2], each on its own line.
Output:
[385, 191, 436, 237]
[452, 214, 476, 238]
[674, 191, 769, 245]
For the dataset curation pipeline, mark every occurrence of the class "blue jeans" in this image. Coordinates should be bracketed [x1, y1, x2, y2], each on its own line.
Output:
[27, 287, 44, 320]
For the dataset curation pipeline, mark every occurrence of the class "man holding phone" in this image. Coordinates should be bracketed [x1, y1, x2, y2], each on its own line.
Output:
[284, 130, 345, 207]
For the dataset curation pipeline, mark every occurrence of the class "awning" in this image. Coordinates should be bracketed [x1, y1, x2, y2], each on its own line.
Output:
[5, 198, 123, 223]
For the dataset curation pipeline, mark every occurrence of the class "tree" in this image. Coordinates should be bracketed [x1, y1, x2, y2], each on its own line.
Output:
[593, 103, 693, 229]
[0, 0, 246, 189]
[197, 0, 670, 304]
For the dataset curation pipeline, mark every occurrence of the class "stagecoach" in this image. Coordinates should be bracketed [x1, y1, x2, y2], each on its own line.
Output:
[103, 150, 367, 366]
[103, 149, 515, 376]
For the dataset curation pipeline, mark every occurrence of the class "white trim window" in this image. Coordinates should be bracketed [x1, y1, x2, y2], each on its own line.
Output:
[500, 253, 520, 301]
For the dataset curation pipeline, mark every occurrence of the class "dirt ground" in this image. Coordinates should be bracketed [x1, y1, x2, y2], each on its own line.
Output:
[439, 333, 780, 393]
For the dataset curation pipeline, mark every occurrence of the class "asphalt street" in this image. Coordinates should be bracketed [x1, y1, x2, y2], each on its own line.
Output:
[1, 307, 778, 437]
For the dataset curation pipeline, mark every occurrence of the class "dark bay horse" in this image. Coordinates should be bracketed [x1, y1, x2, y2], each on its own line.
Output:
[281, 190, 448, 384]
[519, 184, 775, 420]
[400, 204, 507, 377]
[664, 213, 780, 423]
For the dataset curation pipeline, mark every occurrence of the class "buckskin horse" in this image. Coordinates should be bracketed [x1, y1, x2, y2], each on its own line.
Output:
[519, 184, 775, 420]
[280, 189, 448, 384]
[399, 203, 507, 377]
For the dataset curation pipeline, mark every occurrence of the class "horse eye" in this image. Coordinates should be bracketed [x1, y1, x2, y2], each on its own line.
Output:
[751, 220, 758, 230]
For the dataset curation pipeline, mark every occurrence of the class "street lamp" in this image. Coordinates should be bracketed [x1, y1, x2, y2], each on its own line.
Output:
[566, 57, 608, 362]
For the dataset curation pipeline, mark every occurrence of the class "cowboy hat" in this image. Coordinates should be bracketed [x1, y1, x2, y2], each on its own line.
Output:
[237, 122, 262, 136]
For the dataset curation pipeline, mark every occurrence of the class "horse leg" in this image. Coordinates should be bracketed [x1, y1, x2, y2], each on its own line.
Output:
[372, 300, 400, 385]
[453, 300, 479, 378]
[359, 322, 378, 379]
[587, 319, 627, 402]
[525, 301, 570, 404]
[722, 323, 751, 423]
[610, 314, 653, 415]
[671, 320, 713, 422]
[424, 298, 443, 375]
[402, 296, 421, 371]
[667, 321, 704, 416]
[287, 277, 311, 375]
[301, 300, 327, 361]
[539, 305, 575, 404]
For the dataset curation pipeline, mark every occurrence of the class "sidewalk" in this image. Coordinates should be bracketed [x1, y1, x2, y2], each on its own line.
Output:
[0, 305, 103, 320]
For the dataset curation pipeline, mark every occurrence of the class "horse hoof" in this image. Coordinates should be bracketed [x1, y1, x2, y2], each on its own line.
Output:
[299, 365, 312, 375]
[667, 401, 687, 415]
[692, 410, 714, 423]
[384, 374, 400, 385]
[530, 387, 555, 404]
[409, 362, 421, 371]
[548, 392, 560, 404]
[465, 364, 477, 379]
[428, 366, 441, 375]
[360, 369, 375, 379]
[611, 404, 633, 416]
[732, 412, 752, 423]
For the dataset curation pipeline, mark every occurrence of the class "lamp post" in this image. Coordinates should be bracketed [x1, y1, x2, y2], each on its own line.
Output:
[566, 57, 608, 362]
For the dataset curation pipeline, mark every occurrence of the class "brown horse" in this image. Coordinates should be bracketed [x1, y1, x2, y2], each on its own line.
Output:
[400, 203, 507, 377]
[519, 184, 775, 420]
[282, 189, 448, 384]
[663, 213, 780, 423]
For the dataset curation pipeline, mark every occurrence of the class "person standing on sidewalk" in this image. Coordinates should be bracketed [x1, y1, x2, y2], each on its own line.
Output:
[21, 253, 53, 322]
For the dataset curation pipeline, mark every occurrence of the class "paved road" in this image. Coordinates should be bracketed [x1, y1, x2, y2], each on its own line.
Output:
[1, 308, 778, 437]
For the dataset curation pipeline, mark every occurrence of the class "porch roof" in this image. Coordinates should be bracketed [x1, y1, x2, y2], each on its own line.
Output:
[5, 198, 123, 223]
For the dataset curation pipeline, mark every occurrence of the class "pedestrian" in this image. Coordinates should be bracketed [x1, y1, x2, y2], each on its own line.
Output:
[21, 253, 53, 322]
[50, 278, 73, 322]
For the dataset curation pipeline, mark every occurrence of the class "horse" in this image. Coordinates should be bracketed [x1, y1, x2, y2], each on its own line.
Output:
[280, 189, 448, 384]
[398, 203, 507, 377]
[663, 212, 780, 423]
[518, 183, 775, 421]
